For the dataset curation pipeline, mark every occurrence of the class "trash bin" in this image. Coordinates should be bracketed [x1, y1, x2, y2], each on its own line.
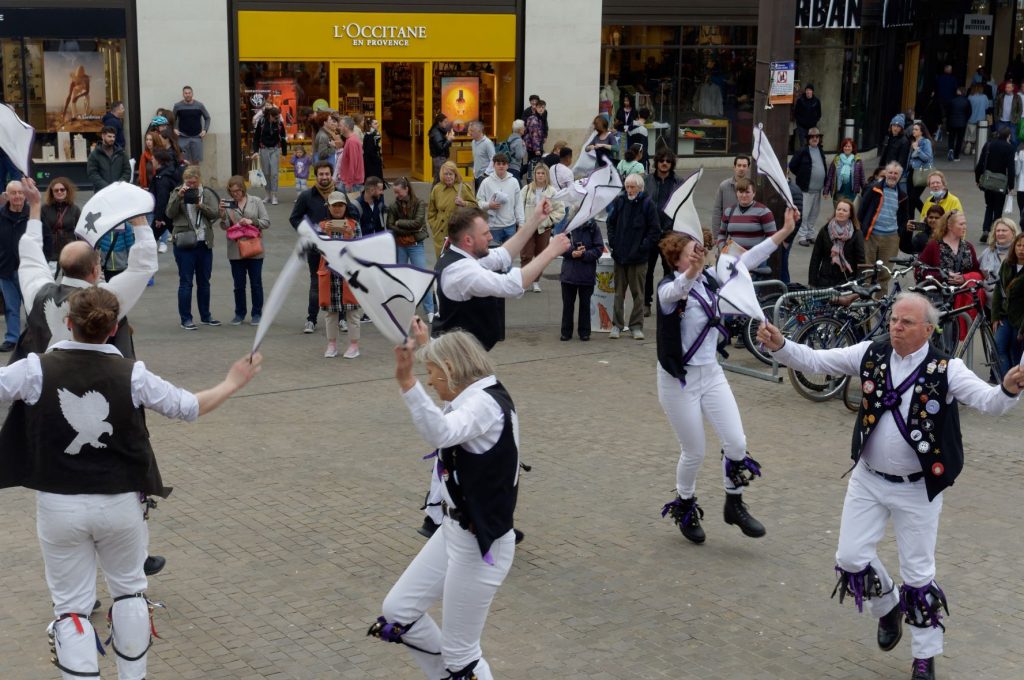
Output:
[591, 252, 615, 333]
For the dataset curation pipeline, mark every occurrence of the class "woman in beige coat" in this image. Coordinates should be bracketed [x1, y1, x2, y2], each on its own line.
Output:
[426, 161, 478, 257]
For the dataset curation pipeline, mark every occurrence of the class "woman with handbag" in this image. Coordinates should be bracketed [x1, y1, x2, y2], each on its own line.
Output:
[518, 164, 566, 292]
[427, 161, 478, 258]
[219, 175, 269, 326]
[387, 177, 434, 320]
[166, 166, 221, 330]
[907, 122, 935, 213]
[976, 126, 1016, 242]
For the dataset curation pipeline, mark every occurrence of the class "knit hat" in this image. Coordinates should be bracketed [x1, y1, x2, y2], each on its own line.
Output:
[151, 115, 168, 126]
[890, 114, 905, 128]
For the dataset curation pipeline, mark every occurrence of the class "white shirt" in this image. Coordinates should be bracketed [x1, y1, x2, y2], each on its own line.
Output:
[401, 375, 520, 508]
[476, 173, 525, 228]
[0, 340, 199, 421]
[657, 238, 778, 366]
[550, 162, 574, 191]
[439, 245, 525, 301]
[19, 219, 158, 319]
[773, 340, 1020, 476]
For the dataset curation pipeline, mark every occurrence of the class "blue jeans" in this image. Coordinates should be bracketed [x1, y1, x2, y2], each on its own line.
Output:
[173, 243, 213, 323]
[490, 225, 516, 244]
[994, 321, 1023, 380]
[778, 241, 792, 285]
[0, 275, 22, 343]
[396, 241, 434, 314]
[230, 258, 264, 318]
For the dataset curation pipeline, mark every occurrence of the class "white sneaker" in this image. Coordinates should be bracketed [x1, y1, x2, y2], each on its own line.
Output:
[339, 318, 348, 332]
[531, 282, 542, 293]
[324, 341, 338, 358]
[158, 242, 168, 254]
[632, 328, 645, 340]
[343, 344, 360, 359]
[609, 327, 620, 339]
[621, 327, 633, 338]
[303, 320, 315, 334]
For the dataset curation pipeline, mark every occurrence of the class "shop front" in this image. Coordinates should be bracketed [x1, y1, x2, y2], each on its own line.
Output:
[0, 2, 138, 188]
[235, 10, 518, 183]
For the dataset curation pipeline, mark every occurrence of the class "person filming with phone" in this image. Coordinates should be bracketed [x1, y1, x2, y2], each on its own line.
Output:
[166, 166, 221, 330]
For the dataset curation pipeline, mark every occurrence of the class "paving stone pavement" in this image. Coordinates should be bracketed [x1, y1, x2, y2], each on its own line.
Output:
[0, 161, 1020, 679]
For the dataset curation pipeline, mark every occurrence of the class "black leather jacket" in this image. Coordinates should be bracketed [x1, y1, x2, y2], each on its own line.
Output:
[428, 124, 451, 158]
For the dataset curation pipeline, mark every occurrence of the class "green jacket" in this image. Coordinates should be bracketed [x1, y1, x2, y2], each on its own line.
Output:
[86, 145, 131, 190]
[166, 186, 221, 248]
[991, 260, 1024, 330]
[386, 197, 429, 243]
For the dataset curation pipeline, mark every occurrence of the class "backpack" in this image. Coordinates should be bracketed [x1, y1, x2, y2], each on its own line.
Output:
[494, 137, 517, 165]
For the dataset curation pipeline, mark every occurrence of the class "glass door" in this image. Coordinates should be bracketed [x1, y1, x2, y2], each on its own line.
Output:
[410, 63, 428, 180]
[330, 62, 381, 129]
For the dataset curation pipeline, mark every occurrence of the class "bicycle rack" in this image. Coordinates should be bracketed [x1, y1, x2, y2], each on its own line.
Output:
[718, 279, 789, 383]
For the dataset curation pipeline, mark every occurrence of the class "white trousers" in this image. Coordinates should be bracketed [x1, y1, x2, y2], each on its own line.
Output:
[656, 363, 748, 498]
[797, 190, 823, 241]
[836, 464, 945, 659]
[381, 518, 515, 679]
[37, 492, 151, 680]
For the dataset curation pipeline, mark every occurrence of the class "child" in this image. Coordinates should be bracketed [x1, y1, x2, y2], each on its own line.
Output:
[559, 218, 604, 341]
[616, 145, 646, 181]
[292, 146, 311, 195]
[318, 192, 362, 359]
[627, 108, 650, 170]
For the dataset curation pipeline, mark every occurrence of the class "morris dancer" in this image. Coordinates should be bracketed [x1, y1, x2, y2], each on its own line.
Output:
[757, 293, 1022, 680]
[657, 207, 797, 543]
[370, 323, 518, 680]
[0, 287, 261, 680]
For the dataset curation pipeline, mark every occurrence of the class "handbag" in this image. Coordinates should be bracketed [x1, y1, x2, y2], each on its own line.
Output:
[912, 165, 933, 188]
[248, 157, 266, 189]
[237, 234, 264, 258]
[979, 169, 1008, 192]
[174, 229, 198, 249]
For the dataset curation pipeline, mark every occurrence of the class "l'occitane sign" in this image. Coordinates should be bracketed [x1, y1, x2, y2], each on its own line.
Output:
[333, 22, 427, 46]
[238, 11, 515, 61]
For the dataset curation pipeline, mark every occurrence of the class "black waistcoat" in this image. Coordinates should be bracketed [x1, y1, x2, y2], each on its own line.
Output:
[9, 283, 135, 364]
[433, 248, 503, 350]
[0, 349, 168, 498]
[655, 273, 728, 379]
[851, 340, 963, 501]
[439, 382, 518, 558]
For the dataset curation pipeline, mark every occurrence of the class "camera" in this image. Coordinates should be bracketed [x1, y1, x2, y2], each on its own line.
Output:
[183, 188, 198, 204]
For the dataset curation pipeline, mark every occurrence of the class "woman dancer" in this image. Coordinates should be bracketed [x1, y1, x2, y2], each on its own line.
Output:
[370, 322, 518, 680]
[658, 208, 797, 543]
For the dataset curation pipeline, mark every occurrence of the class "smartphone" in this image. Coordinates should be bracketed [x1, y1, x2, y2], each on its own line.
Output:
[221, 199, 238, 210]
[908, 220, 927, 232]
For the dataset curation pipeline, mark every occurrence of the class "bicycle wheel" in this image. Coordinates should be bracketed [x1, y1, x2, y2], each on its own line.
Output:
[742, 299, 781, 365]
[963, 321, 1002, 382]
[788, 317, 856, 402]
[842, 375, 862, 412]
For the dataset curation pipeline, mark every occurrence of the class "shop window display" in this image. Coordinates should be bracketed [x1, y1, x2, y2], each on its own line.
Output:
[601, 25, 757, 157]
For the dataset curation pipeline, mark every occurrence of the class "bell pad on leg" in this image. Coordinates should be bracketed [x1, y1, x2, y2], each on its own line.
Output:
[443, 659, 480, 679]
[48, 613, 103, 677]
[900, 582, 949, 631]
[832, 565, 887, 613]
[367, 616, 441, 656]
[722, 451, 762, 488]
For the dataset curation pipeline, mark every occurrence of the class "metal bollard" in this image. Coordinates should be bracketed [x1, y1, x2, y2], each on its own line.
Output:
[843, 118, 855, 142]
[975, 120, 989, 165]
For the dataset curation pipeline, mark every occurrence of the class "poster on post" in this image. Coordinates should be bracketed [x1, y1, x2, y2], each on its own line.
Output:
[769, 61, 796, 106]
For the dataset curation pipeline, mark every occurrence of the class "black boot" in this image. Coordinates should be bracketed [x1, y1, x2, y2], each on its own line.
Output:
[143, 555, 166, 576]
[911, 657, 935, 680]
[877, 604, 903, 651]
[723, 494, 765, 537]
[417, 516, 440, 539]
[662, 495, 705, 544]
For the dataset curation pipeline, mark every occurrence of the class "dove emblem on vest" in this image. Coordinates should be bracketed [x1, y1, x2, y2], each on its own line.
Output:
[43, 297, 72, 348]
[58, 388, 113, 455]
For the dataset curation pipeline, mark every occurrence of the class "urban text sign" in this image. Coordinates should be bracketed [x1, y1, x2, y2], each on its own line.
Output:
[795, 0, 862, 29]
[332, 23, 428, 47]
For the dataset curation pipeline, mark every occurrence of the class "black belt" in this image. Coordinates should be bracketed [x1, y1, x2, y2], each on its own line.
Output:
[440, 501, 474, 532]
[864, 463, 924, 484]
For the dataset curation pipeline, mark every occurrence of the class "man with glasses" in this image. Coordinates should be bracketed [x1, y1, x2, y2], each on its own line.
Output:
[712, 155, 751, 241]
[758, 292, 1022, 680]
[857, 161, 909, 294]
[642, 151, 681, 316]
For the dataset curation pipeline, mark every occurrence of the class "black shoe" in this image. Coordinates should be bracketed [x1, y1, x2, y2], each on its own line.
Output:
[560, 335, 571, 341]
[416, 516, 440, 539]
[662, 495, 706, 544]
[0, 341, 15, 352]
[911, 657, 935, 680]
[201, 318, 221, 327]
[143, 555, 166, 576]
[723, 494, 766, 537]
[979, 232, 989, 244]
[579, 335, 590, 341]
[877, 604, 903, 651]
[513, 528, 524, 544]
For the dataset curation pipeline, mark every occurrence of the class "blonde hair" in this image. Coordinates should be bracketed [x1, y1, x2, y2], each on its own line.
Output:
[933, 210, 966, 241]
[530, 163, 549, 188]
[416, 331, 495, 392]
[988, 216, 1021, 246]
[439, 160, 461, 184]
[182, 166, 202, 181]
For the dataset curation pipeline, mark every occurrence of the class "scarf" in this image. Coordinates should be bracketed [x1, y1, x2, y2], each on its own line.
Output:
[51, 202, 69, 235]
[828, 219, 854, 273]
[315, 181, 336, 202]
[837, 154, 854, 187]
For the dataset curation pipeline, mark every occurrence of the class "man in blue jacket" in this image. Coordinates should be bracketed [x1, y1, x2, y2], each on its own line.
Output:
[607, 173, 660, 340]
